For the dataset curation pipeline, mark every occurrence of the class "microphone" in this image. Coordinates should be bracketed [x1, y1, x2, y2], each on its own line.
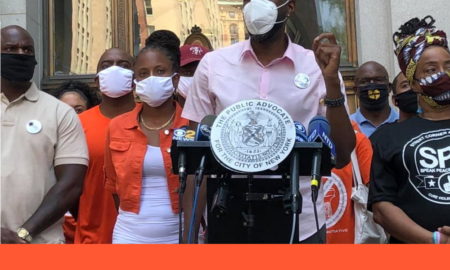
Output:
[172, 126, 195, 194]
[307, 116, 336, 158]
[193, 115, 216, 187]
[287, 121, 308, 243]
[294, 121, 308, 142]
[307, 116, 334, 202]
[173, 126, 196, 142]
[171, 125, 196, 244]
[195, 115, 217, 141]
[289, 121, 307, 214]
[307, 116, 335, 233]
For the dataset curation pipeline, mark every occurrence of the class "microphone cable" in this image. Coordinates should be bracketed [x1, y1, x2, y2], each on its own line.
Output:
[312, 189, 320, 233]
[289, 213, 297, 244]
[187, 155, 206, 243]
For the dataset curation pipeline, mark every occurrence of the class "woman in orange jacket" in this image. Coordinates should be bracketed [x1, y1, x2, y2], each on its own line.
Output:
[104, 30, 189, 244]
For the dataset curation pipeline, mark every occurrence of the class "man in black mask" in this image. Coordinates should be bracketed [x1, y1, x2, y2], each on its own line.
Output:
[392, 72, 418, 122]
[1, 25, 88, 243]
[350, 61, 399, 137]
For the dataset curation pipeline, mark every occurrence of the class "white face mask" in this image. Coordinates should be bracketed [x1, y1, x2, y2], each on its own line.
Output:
[177, 76, 194, 98]
[243, 0, 289, 36]
[97, 65, 133, 98]
[135, 75, 176, 107]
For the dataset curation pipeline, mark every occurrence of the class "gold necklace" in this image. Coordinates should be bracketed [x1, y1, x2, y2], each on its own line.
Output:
[140, 111, 175, 131]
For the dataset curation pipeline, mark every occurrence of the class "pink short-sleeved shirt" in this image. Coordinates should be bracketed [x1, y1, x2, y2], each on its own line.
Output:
[182, 37, 347, 241]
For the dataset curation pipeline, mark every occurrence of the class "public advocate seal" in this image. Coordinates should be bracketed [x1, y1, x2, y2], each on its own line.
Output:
[211, 100, 296, 173]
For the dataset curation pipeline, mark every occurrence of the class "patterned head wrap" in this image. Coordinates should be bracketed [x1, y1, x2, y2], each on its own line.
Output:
[393, 16, 448, 84]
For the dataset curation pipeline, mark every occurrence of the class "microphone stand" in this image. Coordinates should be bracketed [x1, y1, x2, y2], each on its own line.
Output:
[245, 174, 255, 243]
[289, 149, 302, 244]
[310, 148, 322, 233]
[178, 150, 187, 244]
[187, 155, 206, 244]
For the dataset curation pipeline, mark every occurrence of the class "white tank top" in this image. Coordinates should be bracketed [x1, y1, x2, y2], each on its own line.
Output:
[113, 145, 179, 244]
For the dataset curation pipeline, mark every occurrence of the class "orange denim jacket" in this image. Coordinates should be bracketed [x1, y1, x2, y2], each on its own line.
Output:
[104, 103, 189, 214]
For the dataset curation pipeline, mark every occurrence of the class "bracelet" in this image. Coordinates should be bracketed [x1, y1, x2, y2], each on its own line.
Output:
[324, 95, 345, 107]
[432, 231, 441, 244]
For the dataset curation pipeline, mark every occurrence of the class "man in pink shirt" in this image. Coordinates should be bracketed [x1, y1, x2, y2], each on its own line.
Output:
[182, 0, 355, 243]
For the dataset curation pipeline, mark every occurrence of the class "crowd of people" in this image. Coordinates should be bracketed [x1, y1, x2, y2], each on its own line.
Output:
[1, 0, 449, 244]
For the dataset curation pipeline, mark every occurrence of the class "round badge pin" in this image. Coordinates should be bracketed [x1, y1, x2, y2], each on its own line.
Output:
[26, 120, 42, 134]
[295, 73, 311, 89]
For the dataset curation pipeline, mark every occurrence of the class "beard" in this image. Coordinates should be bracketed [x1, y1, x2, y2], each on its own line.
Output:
[250, 21, 285, 43]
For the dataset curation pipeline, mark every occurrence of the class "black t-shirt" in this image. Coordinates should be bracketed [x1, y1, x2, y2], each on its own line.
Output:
[368, 116, 450, 243]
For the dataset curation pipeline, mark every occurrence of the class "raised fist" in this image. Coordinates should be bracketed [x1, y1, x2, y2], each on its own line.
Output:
[312, 33, 342, 80]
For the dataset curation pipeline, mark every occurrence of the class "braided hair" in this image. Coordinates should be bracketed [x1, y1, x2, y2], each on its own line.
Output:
[393, 16, 436, 46]
[392, 15, 448, 83]
[139, 30, 181, 72]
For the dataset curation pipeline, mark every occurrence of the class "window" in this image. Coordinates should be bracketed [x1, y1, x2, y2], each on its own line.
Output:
[286, 0, 358, 112]
[140, 0, 245, 50]
[144, 0, 152, 15]
[230, 23, 238, 44]
[48, 0, 113, 76]
[230, 24, 238, 35]
[287, 0, 357, 67]
[43, 0, 133, 91]
[147, 25, 155, 35]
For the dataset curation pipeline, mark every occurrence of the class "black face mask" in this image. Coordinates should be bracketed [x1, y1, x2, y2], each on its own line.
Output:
[358, 83, 390, 111]
[1, 53, 37, 82]
[395, 90, 418, 114]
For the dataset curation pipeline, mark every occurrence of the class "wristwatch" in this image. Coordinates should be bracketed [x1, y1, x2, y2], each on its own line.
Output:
[17, 227, 32, 243]
[324, 95, 345, 107]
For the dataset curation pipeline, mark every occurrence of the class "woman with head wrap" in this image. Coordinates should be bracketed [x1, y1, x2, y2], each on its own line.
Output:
[394, 15, 450, 109]
[368, 16, 450, 244]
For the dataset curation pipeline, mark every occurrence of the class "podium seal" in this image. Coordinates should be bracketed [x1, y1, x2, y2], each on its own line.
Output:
[211, 100, 296, 173]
